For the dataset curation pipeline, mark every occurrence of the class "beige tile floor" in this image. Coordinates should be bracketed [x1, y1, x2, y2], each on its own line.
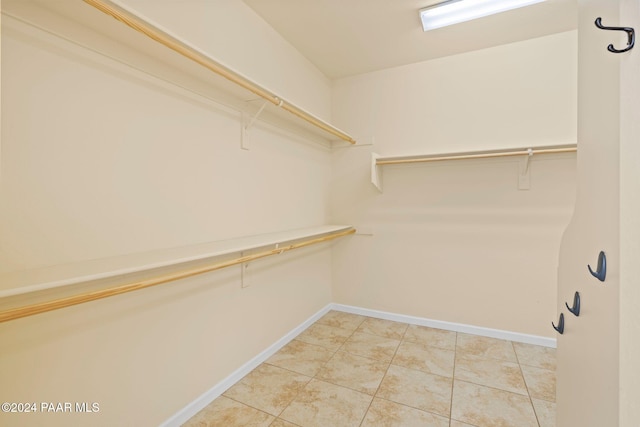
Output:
[184, 311, 556, 427]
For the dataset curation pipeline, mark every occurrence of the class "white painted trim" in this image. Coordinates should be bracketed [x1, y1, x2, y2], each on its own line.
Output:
[163, 302, 556, 425]
[160, 304, 333, 427]
[329, 303, 557, 348]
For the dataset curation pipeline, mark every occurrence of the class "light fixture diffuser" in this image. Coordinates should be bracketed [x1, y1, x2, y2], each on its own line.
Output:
[419, 0, 546, 31]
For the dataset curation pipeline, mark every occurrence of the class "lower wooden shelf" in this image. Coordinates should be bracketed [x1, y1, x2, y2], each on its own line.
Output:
[0, 225, 355, 323]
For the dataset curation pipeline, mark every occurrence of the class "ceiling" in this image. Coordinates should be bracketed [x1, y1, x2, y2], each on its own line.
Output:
[242, 0, 578, 79]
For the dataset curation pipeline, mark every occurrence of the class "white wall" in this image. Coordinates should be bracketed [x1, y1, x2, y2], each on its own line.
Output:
[0, 0, 334, 273]
[619, 0, 640, 422]
[0, 1, 334, 425]
[116, 0, 332, 120]
[556, 0, 640, 425]
[330, 31, 578, 338]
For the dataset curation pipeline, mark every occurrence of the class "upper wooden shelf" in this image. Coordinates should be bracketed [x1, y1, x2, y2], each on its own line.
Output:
[371, 144, 577, 191]
[2, 0, 356, 145]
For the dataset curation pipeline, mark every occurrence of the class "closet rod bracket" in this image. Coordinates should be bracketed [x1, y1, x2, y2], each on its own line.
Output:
[241, 100, 269, 150]
[245, 101, 269, 131]
[241, 251, 251, 288]
[518, 149, 533, 190]
[523, 148, 533, 173]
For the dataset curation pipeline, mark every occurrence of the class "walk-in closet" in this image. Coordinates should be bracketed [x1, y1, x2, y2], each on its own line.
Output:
[1, 1, 638, 426]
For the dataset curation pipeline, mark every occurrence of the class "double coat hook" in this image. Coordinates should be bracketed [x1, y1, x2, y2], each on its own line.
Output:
[595, 17, 635, 53]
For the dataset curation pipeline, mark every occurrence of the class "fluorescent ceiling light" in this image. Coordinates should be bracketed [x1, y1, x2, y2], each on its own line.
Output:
[420, 0, 546, 31]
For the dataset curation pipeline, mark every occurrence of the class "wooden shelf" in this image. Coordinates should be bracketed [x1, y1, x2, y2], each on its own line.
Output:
[0, 226, 354, 299]
[2, 0, 356, 145]
[372, 144, 577, 191]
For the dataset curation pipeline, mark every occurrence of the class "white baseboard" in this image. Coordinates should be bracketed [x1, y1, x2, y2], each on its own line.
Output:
[160, 304, 333, 427]
[329, 303, 557, 348]
[162, 302, 555, 425]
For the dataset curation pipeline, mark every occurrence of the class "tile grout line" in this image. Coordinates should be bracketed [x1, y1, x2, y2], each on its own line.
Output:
[449, 331, 459, 427]
[275, 313, 366, 423]
[453, 343, 533, 396]
[304, 313, 383, 425]
[355, 317, 409, 427]
[218, 395, 280, 422]
[355, 315, 396, 427]
[512, 340, 542, 427]
[261, 312, 363, 423]
[454, 378, 541, 400]
[270, 415, 303, 427]
[236, 365, 313, 421]
[364, 321, 456, 423]
[371, 395, 453, 423]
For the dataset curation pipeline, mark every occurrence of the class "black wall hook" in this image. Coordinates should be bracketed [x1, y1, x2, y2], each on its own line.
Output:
[565, 292, 581, 317]
[552, 313, 564, 334]
[588, 251, 607, 282]
[595, 17, 635, 53]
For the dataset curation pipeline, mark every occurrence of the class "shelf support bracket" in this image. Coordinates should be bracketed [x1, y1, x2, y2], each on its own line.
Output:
[240, 251, 250, 288]
[518, 148, 533, 190]
[241, 101, 269, 150]
[371, 152, 383, 192]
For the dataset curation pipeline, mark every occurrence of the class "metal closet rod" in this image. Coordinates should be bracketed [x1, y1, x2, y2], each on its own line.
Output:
[83, 0, 356, 144]
[376, 146, 577, 166]
[0, 228, 355, 323]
